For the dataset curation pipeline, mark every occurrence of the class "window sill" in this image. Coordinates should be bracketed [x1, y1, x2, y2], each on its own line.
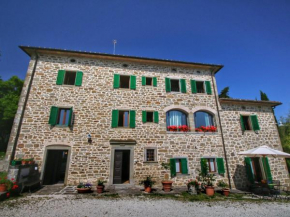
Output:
[54, 125, 70, 128]
[58, 84, 77, 87]
[176, 173, 190, 177]
[167, 131, 218, 135]
[143, 161, 158, 164]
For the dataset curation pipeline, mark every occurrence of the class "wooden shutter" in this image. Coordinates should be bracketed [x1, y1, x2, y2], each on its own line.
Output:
[130, 75, 136, 90]
[240, 115, 245, 132]
[191, 80, 197, 93]
[200, 158, 208, 175]
[75, 71, 83, 86]
[129, 110, 136, 128]
[111, 110, 119, 128]
[113, 74, 120, 89]
[154, 111, 159, 123]
[180, 79, 187, 93]
[67, 107, 73, 126]
[56, 70, 65, 85]
[181, 158, 188, 174]
[153, 77, 157, 87]
[250, 115, 260, 131]
[141, 76, 146, 86]
[262, 157, 273, 183]
[165, 78, 171, 92]
[48, 106, 59, 126]
[205, 81, 212, 95]
[170, 158, 176, 178]
[216, 158, 225, 174]
[244, 157, 255, 184]
[142, 111, 147, 123]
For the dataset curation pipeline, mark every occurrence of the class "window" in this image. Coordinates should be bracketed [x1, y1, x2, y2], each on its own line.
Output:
[142, 111, 159, 123]
[142, 76, 157, 87]
[144, 148, 157, 162]
[194, 111, 216, 131]
[166, 110, 188, 130]
[56, 70, 83, 86]
[200, 158, 225, 175]
[240, 115, 260, 132]
[113, 74, 136, 90]
[191, 80, 212, 94]
[111, 110, 136, 128]
[165, 78, 186, 93]
[48, 106, 73, 127]
[170, 158, 188, 177]
[244, 157, 272, 183]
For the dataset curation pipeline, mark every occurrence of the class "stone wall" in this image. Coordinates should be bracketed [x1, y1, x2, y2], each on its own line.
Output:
[6, 53, 228, 186]
[220, 103, 290, 189]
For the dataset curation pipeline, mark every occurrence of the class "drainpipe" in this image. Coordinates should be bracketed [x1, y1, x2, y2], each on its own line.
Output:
[10, 51, 39, 164]
[210, 69, 232, 189]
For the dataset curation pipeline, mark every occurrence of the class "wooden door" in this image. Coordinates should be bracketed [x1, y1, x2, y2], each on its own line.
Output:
[113, 150, 123, 184]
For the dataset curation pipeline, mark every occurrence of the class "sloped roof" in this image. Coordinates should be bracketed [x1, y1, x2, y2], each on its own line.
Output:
[219, 98, 282, 107]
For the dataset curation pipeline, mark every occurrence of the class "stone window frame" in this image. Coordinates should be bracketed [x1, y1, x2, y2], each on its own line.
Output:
[171, 156, 189, 176]
[144, 147, 158, 163]
[167, 76, 185, 94]
[194, 80, 207, 94]
[165, 109, 190, 131]
[61, 67, 82, 87]
[202, 156, 218, 174]
[192, 107, 218, 131]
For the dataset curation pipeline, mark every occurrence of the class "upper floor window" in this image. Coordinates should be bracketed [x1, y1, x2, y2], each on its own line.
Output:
[142, 111, 159, 124]
[142, 76, 157, 87]
[111, 110, 136, 128]
[56, 70, 83, 86]
[48, 106, 73, 127]
[165, 78, 186, 93]
[113, 74, 136, 90]
[194, 111, 216, 132]
[240, 115, 260, 132]
[191, 80, 212, 94]
[166, 110, 188, 131]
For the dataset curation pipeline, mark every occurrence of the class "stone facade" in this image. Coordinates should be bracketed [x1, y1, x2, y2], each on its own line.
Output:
[4, 47, 289, 189]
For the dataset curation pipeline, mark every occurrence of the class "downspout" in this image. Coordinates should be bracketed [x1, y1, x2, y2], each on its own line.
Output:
[210, 69, 232, 189]
[10, 51, 39, 164]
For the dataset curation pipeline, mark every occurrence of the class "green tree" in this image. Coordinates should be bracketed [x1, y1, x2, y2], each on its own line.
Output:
[260, 90, 269, 101]
[278, 110, 290, 173]
[219, 86, 230, 98]
[0, 76, 24, 152]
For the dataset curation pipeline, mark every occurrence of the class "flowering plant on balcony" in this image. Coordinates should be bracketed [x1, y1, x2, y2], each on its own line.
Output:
[167, 125, 190, 132]
[167, 125, 178, 131]
[195, 126, 217, 132]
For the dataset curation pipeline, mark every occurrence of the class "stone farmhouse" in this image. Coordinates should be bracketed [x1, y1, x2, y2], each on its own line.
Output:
[3, 46, 289, 189]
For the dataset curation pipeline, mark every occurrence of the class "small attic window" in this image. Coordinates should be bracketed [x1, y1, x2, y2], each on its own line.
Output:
[122, 64, 128, 68]
[171, 68, 177, 72]
[70, 59, 76, 63]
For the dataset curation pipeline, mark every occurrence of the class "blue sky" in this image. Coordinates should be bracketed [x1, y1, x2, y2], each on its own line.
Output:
[0, 0, 289, 119]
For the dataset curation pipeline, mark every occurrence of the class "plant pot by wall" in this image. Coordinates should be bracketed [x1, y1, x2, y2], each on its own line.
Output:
[77, 188, 92, 193]
[162, 181, 173, 192]
[0, 184, 7, 192]
[96, 185, 104, 194]
[222, 189, 230, 196]
[144, 185, 152, 193]
[205, 186, 215, 196]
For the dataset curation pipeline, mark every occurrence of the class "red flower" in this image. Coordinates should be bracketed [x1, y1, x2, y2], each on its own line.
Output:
[6, 193, 10, 198]
[11, 178, 14, 181]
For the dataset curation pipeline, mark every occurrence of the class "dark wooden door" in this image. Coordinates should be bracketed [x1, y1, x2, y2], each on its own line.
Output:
[113, 150, 123, 184]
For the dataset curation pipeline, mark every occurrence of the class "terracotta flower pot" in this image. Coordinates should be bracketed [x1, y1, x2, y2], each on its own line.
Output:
[77, 188, 92, 193]
[0, 184, 7, 192]
[21, 161, 27, 165]
[205, 186, 215, 196]
[144, 185, 152, 193]
[223, 189, 230, 196]
[162, 181, 173, 192]
[96, 185, 104, 194]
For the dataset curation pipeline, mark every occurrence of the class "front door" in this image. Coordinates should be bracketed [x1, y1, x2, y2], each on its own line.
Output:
[43, 150, 68, 185]
[113, 150, 130, 184]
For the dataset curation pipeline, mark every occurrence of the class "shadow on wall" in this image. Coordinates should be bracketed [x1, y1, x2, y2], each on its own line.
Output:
[232, 164, 248, 190]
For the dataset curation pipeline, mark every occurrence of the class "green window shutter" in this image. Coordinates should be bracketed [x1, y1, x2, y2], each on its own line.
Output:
[170, 158, 176, 178]
[262, 157, 273, 183]
[244, 157, 255, 184]
[67, 107, 73, 126]
[153, 77, 157, 87]
[75, 71, 83, 86]
[130, 75, 136, 90]
[113, 74, 120, 89]
[181, 158, 188, 174]
[111, 110, 119, 128]
[48, 106, 59, 126]
[141, 76, 146, 86]
[205, 81, 212, 95]
[216, 158, 225, 174]
[200, 158, 208, 176]
[180, 79, 187, 93]
[142, 111, 147, 123]
[154, 111, 159, 123]
[165, 78, 171, 92]
[129, 110, 136, 128]
[56, 70, 65, 85]
[240, 115, 245, 132]
[191, 80, 197, 93]
[250, 115, 260, 131]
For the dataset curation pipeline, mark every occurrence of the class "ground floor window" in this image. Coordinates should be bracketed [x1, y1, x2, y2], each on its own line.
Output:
[244, 157, 272, 183]
[170, 158, 188, 177]
[200, 157, 225, 175]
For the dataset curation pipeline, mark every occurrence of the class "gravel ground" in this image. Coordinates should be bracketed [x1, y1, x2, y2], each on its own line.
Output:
[0, 195, 290, 217]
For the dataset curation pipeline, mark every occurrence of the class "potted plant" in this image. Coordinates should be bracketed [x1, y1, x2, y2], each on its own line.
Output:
[76, 182, 92, 193]
[11, 158, 22, 166]
[139, 176, 156, 193]
[187, 179, 200, 194]
[217, 180, 230, 196]
[28, 158, 35, 164]
[0, 173, 19, 193]
[161, 162, 174, 192]
[197, 159, 216, 196]
[96, 179, 105, 194]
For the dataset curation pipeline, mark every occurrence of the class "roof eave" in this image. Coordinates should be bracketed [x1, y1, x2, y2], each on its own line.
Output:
[219, 98, 282, 107]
